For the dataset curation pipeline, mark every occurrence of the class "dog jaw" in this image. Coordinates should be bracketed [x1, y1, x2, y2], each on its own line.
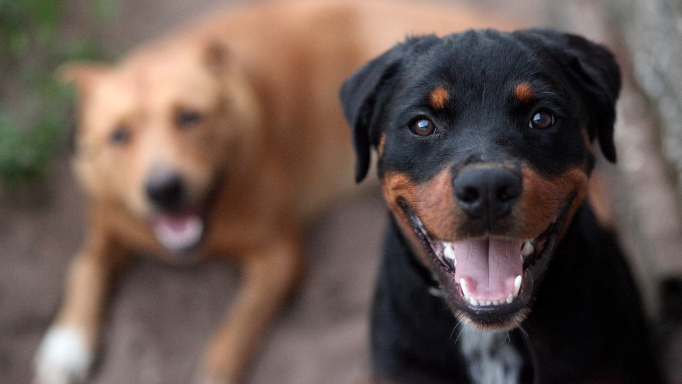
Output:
[383, 164, 585, 330]
[400, 195, 573, 330]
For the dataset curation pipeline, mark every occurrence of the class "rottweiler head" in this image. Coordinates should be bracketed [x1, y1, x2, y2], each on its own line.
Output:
[341, 29, 620, 330]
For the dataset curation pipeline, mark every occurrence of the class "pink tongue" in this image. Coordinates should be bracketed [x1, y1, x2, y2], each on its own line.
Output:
[453, 238, 523, 301]
[151, 211, 204, 251]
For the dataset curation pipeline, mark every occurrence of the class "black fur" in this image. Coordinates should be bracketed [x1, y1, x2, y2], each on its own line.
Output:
[341, 29, 662, 383]
[341, 29, 620, 182]
[372, 206, 660, 383]
[341, 35, 442, 182]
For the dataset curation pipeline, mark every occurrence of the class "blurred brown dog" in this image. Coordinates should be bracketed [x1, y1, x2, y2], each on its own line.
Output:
[33, 1, 513, 383]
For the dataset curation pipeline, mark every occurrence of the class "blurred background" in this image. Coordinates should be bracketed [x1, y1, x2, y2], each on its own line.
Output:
[2, 0, 682, 382]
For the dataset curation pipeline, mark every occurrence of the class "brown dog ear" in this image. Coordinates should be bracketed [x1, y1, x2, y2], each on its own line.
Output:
[516, 30, 621, 163]
[57, 63, 108, 154]
[340, 35, 440, 182]
[57, 63, 109, 97]
[203, 41, 232, 75]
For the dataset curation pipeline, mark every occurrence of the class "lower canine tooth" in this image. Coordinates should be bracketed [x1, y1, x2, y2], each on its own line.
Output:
[521, 240, 534, 257]
[506, 294, 514, 304]
[513, 275, 522, 298]
[470, 297, 479, 306]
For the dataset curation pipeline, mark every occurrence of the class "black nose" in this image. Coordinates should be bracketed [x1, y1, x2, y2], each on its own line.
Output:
[145, 170, 185, 209]
[453, 165, 522, 223]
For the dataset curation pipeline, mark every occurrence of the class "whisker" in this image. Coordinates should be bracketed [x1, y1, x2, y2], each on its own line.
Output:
[454, 324, 467, 343]
[450, 322, 461, 340]
[517, 325, 529, 339]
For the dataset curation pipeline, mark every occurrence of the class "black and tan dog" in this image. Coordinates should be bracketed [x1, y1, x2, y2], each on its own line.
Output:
[341, 29, 664, 383]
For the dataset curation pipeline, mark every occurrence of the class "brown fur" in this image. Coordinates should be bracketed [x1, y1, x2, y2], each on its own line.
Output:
[383, 169, 461, 240]
[514, 82, 534, 104]
[428, 87, 450, 110]
[383, 165, 589, 246]
[518, 166, 589, 240]
[37, 1, 518, 384]
[587, 170, 614, 228]
[377, 134, 387, 158]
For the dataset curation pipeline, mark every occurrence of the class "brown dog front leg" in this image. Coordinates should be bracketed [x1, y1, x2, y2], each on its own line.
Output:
[33, 228, 130, 384]
[198, 235, 304, 384]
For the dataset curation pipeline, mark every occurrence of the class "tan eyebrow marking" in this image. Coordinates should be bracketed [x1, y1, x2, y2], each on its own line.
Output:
[514, 82, 534, 104]
[428, 87, 450, 110]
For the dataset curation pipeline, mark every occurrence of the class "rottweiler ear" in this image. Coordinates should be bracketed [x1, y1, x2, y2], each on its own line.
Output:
[340, 46, 404, 183]
[340, 36, 439, 182]
[521, 30, 621, 163]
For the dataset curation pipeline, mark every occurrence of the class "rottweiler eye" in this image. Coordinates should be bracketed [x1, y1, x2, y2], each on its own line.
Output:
[110, 125, 130, 145]
[529, 110, 555, 130]
[177, 109, 202, 128]
[409, 118, 436, 137]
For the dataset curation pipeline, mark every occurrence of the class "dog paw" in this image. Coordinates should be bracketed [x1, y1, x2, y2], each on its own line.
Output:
[33, 326, 93, 384]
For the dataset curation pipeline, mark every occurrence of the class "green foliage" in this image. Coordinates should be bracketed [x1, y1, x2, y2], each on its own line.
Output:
[0, 0, 113, 182]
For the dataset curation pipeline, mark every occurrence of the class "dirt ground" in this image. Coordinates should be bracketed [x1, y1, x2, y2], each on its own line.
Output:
[0, 151, 386, 384]
[2, 0, 682, 383]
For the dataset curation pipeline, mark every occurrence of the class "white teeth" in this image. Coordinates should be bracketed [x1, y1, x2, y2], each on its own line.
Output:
[513, 275, 522, 298]
[521, 240, 534, 257]
[460, 279, 470, 300]
[444, 242, 456, 266]
[461, 278, 520, 307]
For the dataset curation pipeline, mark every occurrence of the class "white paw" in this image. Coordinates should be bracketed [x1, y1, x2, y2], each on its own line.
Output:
[33, 326, 93, 384]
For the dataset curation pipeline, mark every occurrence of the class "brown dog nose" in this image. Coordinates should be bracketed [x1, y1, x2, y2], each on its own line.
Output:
[453, 166, 522, 223]
[145, 170, 185, 209]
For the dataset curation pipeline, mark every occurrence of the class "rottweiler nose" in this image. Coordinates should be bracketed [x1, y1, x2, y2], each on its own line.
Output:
[453, 166, 522, 222]
[145, 170, 185, 209]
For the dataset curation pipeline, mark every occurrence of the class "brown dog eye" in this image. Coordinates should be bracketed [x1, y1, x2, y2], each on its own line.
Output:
[529, 111, 555, 129]
[177, 109, 202, 128]
[409, 118, 435, 137]
[110, 125, 130, 145]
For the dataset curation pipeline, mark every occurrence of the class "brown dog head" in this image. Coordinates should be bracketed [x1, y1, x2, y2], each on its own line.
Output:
[64, 41, 262, 252]
[341, 29, 620, 330]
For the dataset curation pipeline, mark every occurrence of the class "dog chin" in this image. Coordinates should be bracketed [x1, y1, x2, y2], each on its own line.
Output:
[397, 197, 573, 331]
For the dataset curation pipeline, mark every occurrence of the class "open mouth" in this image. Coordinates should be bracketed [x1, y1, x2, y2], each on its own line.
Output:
[398, 197, 573, 329]
[151, 210, 205, 252]
[147, 172, 224, 255]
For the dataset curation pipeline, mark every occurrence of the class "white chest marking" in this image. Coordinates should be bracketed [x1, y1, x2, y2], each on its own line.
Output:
[458, 329, 523, 384]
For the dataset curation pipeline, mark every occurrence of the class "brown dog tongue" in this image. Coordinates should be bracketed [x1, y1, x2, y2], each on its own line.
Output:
[453, 238, 523, 300]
